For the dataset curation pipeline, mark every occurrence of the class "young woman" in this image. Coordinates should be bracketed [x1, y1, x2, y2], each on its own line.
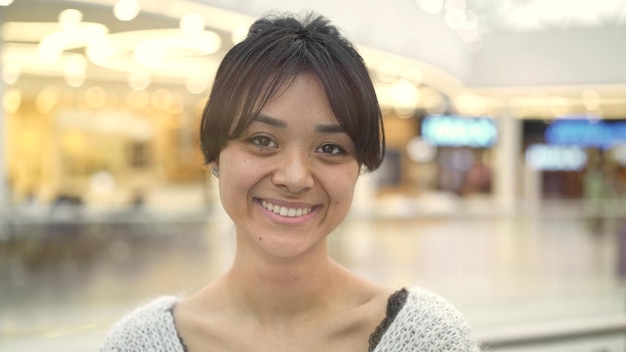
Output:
[102, 12, 479, 352]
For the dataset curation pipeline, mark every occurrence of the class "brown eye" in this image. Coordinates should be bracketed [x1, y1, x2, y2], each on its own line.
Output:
[250, 135, 277, 148]
[317, 143, 345, 155]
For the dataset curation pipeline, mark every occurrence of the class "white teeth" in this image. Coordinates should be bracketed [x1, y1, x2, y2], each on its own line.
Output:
[261, 200, 312, 218]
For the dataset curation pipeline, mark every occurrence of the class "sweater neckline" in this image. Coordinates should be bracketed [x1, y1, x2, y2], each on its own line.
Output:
[169, 288, 409, 352]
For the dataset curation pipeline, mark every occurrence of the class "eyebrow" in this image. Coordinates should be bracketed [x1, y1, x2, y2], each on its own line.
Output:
[314, 124, 345, 133]
[255, 114, 287, 128]
[254, 114, 346, 134]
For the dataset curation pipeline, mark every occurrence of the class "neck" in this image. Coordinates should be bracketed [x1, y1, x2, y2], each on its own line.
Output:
[223, 239, 342, 326]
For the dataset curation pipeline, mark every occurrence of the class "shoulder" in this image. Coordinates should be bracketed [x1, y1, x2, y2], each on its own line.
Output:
[100, 296, 184, 352]
[377, 287, 480, 352]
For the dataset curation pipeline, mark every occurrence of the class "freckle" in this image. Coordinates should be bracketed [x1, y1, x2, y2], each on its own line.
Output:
[258, 237, 262, 241]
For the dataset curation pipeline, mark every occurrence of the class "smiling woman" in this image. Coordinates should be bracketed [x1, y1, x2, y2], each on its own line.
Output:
[101, 11, 480, 352]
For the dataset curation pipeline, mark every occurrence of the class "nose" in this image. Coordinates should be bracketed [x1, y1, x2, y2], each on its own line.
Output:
[271, 150, 314, 194]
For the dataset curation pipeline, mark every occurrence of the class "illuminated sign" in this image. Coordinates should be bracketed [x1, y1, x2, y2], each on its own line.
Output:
[526, 144, 587, 171]
[421, 115, 497, 148]
[545, 119, 626, 149]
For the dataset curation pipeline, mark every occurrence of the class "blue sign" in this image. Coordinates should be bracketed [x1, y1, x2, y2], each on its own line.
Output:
[545, 119, 626, 149]
[526, 144, 587, 171]
[421, 115, 497, 148]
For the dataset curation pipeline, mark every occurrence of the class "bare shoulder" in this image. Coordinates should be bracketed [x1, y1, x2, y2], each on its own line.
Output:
[330, 268, 397, 328]
[341, 266, 396, 309]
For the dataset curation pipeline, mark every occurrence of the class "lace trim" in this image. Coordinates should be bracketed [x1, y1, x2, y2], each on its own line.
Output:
[368, 288, 409, 352]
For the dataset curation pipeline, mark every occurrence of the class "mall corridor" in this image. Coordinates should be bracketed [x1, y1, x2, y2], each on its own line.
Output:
[1, 199, 625, 351]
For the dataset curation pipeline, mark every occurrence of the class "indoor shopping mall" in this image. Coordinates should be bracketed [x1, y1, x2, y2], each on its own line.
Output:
[1, 0, 626, 351]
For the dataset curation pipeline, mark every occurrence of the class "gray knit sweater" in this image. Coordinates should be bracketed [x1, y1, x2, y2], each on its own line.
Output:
[101, 287, 479, 351]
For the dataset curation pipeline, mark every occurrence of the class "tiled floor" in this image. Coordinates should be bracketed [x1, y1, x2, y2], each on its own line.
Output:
[1, 200, 625, 351]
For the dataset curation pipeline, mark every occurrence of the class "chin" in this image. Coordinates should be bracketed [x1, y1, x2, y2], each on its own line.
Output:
[257, 234, 325, 259]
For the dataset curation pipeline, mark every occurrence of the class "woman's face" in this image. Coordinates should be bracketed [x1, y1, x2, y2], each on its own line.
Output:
[218, 73, 360, 259]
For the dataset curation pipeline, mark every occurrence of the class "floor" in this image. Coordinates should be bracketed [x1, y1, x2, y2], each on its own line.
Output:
[1, 199, 625, 351]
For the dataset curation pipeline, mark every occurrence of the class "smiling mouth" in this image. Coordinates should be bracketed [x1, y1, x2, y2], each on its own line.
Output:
[261, 200, 313, 218]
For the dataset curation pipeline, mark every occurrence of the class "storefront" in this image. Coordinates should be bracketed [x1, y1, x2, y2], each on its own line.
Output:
[523, 117, 626, 199]
[4, 83, 207, 208]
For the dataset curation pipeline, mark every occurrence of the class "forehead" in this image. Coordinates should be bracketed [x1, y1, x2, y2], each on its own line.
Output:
[258, 73, 339, 125]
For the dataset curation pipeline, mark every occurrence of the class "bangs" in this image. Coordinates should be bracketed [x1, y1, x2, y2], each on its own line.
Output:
[200, 12, 384, 170]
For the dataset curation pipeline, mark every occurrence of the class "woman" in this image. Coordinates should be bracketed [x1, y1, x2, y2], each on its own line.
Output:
[102, 12, 479, 352]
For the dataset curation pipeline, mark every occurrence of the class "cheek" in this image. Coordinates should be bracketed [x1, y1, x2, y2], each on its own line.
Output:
[326, 169, 359, 205]
[218, 153, 260, 204]
[220, 148, 259, 180]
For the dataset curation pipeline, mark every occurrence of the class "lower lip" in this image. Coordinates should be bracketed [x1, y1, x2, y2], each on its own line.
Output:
[255, 199, 318, 225]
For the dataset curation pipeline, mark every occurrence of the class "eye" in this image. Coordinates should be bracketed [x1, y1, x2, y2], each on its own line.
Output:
[250, 135, 277, 148]
[317, 143, 346, 155]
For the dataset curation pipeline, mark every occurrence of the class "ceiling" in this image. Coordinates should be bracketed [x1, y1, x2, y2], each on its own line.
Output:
[2, 0, 626, 118]
[461, 0, 626, 33]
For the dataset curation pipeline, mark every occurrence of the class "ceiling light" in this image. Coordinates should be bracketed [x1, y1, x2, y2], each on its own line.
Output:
[114, 0, 140, 22]
[39, 23, 108, 64]
[58, 9, 83, 29]
[462, 9, 479, 31]
[2, 63, 20, 84]
[445, 0, 466, 12]
[36, 86, 61, 114]
[445, 8, 466, 30]
[185, 74, 210, 94]
[180, 13, 205, 35]
[400, 66, 423, 85]
[407, 137, 436, 163]
[424, 93, 447, 115]
[391, 79, 421, 118]
[1, 22, 68, 43]
[375, 60, 400, 83]
[417, 0, 444, 15]
[64, 54, 87, 87]
[582, 89, 600, 111]
[3, 88, 21, 114]
[133, 30, 222, 67]
[128, 70, 151, 90]
[87, 29, 221, 77]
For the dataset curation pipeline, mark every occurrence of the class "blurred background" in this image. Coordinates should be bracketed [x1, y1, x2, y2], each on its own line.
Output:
[1, 0, 626, 351]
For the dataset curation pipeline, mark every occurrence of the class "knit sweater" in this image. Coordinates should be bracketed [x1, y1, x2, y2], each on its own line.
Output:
[101, 287, 479, 352]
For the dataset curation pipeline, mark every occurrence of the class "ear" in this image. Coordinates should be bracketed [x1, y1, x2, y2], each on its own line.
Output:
[211, 162, 220, 178]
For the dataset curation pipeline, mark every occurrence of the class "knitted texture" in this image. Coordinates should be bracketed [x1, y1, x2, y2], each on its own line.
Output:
[101, 296, 183, 352]
[373, 287, 479, 352]
[101, 288, 479, 352]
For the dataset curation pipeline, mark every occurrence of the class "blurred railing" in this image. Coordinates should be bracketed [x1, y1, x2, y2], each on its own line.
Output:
[478, 316, 626, 351]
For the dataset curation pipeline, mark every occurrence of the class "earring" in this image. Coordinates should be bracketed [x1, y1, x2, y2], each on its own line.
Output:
[211, 166, 220, 178]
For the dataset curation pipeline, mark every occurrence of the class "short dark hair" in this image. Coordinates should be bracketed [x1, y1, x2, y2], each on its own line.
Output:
[199, 12, 385, 171]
